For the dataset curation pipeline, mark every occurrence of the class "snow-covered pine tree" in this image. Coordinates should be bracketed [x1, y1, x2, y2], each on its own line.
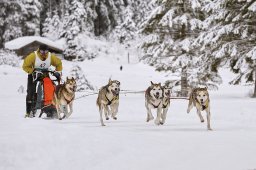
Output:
[70, 65, 94, 92]
[0, 1, 24, 47]
[194, 0, 256, 96]
[62, 0, 126, 61]
[39, 0, 65, 35]
[20, 0, 41, 36]
[42, 10, 63, 40]
[61, 0, 86, 61]
[110, 0, 152, 43]
[0, 2, 6, 48]
[2, 2, 23, 43]
[94, 0, 124, 36]
[0, 49, 20, 67]
[82, 0, 97, 33]
[140, 0, 212, 96]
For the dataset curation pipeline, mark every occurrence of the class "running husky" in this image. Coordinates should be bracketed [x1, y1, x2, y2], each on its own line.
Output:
[187, 87, 212, 130]
[53, 77, 77, 120]
[96, 79, 120, 126]
[145, 81, 163, 125]
[160, 85, 171, 125]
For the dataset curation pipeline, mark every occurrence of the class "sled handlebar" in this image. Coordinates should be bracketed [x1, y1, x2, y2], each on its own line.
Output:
[32, 69, 60, 82]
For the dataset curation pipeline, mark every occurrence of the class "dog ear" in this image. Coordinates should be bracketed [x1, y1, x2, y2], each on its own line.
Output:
[108, 78, 112, 84]
[72, 77, 75, 81]
[158, 83, 161, 86]
[66, 77, 69, 81]
[150, 81, 154, 86]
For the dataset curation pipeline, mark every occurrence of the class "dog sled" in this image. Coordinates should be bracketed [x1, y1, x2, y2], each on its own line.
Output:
[29, 68, 60, 119]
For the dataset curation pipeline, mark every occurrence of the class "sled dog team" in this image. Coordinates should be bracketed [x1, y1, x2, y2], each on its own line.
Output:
[96, 79, 212, 130]
[56, 78, 212, 130]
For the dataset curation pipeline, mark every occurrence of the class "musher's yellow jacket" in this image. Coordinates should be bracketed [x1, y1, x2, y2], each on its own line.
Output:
[22, 50, 63, 74]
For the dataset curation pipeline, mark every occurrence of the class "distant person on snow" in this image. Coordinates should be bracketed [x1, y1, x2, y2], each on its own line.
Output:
[22, 44, 63, 118]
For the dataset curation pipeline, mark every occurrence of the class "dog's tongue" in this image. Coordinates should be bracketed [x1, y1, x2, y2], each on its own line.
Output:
[112, 90, 118, 95]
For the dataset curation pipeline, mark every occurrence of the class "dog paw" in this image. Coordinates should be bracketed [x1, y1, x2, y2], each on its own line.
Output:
[208, 127, 213, 131]
[154, 120, 160, 125]
[160, 121, 164, 125]
[113, 117, 117, 120]
[59, 118, 62, 120]
[65, 114, 71, 118]
[146, 116, 154, 122]
[201, 119, 204, 123]
[101, 124, 106, 126]
[106, 117, 109, 120]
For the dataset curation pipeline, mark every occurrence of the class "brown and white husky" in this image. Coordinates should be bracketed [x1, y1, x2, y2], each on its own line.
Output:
[53, 77, 77, 120]
[187, 87, 212, 130]
[96, 79, 120, 126]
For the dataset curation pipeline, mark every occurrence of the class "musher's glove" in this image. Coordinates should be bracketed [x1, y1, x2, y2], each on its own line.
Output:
[53, 71, 61, 80]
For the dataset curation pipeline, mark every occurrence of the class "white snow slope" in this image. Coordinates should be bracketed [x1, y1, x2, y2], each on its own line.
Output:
[0, 55, 256, 170]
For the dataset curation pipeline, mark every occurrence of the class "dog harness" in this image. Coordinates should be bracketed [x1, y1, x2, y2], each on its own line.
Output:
[105, 94, 119, 105]
[63, 89, 74, 104]
[34, 51, 51, 69]
[56, 84, 74, 104]
[151, 100, 161, 108]
[64, 95, 74, 104]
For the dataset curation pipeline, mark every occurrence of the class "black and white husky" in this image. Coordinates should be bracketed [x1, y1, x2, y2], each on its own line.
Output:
[160, 85, 171, 125]
[145, 81, 163, 125]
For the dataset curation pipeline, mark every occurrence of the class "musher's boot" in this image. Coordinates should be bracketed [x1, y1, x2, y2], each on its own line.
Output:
[24, 112, 30, 118]
[29, 111, 35, 118]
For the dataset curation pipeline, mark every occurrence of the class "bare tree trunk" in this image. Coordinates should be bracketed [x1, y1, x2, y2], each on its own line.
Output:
[179, 2, 188, 97]
[181, 66, 188, 97]
[253, 68, 256, 97]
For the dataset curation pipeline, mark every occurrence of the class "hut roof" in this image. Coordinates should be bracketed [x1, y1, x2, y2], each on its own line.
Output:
[4, 36, 64, 52]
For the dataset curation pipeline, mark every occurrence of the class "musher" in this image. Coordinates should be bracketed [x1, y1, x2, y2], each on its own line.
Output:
[22, 44, 62, 117]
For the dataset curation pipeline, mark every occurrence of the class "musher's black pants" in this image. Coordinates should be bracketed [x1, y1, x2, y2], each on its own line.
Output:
[26, 74, 37, 114]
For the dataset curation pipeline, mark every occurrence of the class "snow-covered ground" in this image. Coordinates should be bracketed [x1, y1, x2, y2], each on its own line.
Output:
[0, 56, 256, 170]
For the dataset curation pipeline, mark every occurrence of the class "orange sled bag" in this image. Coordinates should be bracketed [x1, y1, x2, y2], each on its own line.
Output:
[43, 77, 55, 106]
